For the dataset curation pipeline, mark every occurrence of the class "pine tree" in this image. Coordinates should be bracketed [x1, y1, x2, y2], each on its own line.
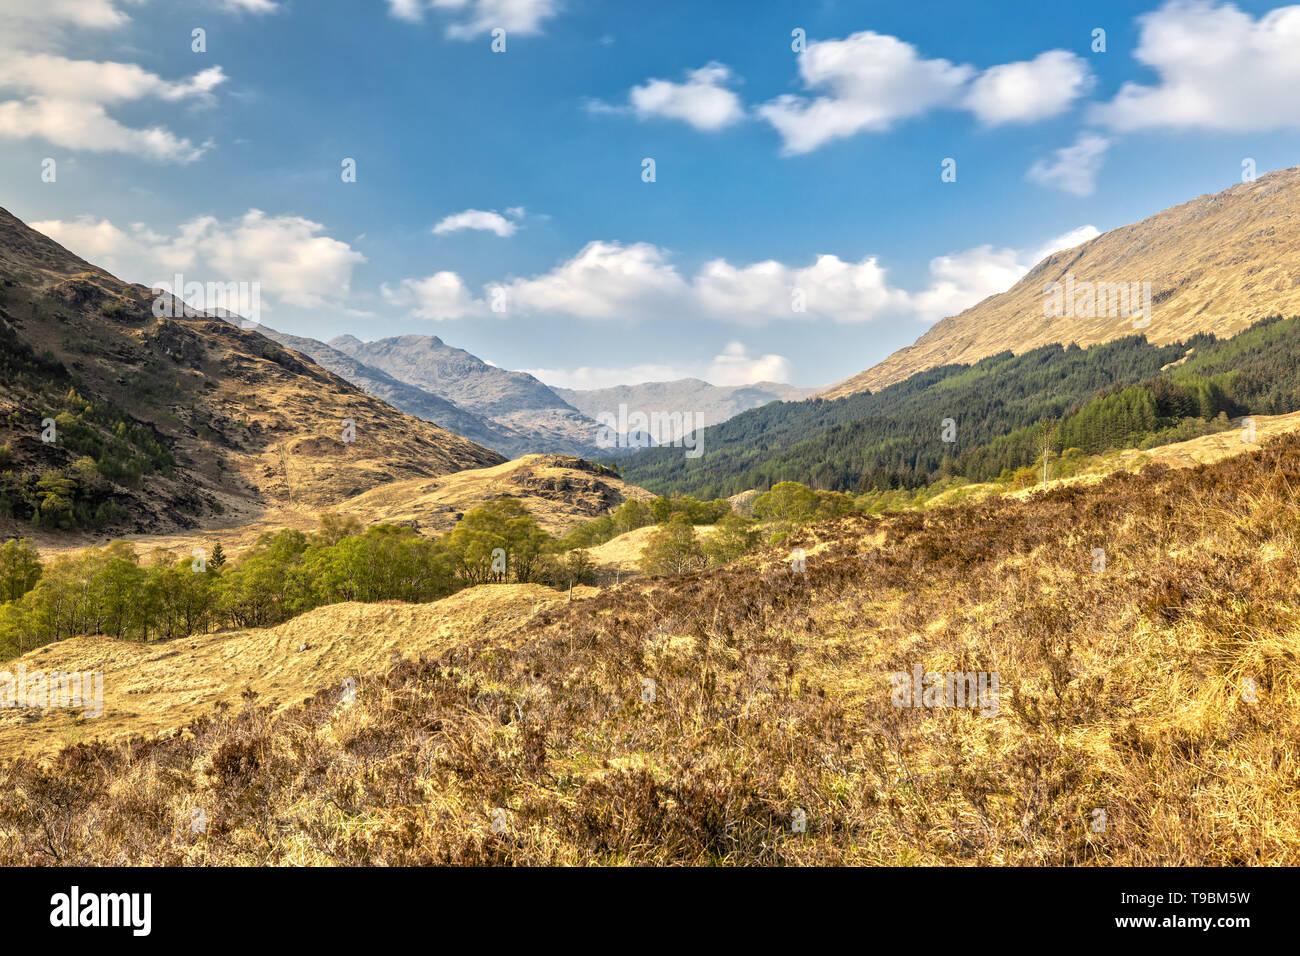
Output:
[209, 541, 226, 570]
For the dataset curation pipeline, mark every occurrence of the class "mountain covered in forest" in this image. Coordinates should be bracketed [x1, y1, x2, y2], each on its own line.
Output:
[616, 316, 1300, 497]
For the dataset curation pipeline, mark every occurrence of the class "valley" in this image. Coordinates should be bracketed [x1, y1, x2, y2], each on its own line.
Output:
[4, 425, 1299, 864]
[5, 165, 1300, 870]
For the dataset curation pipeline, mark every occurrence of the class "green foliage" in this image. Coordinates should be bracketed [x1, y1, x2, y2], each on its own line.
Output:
[702, 513, 760, 566]
[443, 499, 552, 585]
[558, 549, 597, 587]
[560, 494, 732, 551]
[0, 538, 41, 602]
[639, 514, 706, 576]
[753, 482, 854, 525]
[618, 316, 1300, 496]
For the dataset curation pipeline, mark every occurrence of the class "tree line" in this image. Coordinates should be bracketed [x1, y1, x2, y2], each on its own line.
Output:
[616, 316, 1300, 497]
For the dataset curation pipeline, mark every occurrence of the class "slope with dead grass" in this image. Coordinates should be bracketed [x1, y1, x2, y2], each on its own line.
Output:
[3, 437, 1300, 865]
[824, 166, 1300, 399]
[0, 584, 582, 760]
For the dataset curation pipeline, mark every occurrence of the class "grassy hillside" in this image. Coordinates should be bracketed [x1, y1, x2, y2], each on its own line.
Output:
[823, 165, 1300, 399]
[0, 208, 504, 537]
[3, 431, 1298, 864]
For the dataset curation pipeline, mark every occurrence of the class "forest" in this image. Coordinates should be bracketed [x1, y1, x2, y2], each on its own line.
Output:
[616, 315, 1300, 497]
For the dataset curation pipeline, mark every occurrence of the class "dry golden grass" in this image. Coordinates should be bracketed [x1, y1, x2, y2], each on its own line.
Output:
[0, 585, 586, 761]
[332, 454, 653, 536]
[4, 435, 1300, 865]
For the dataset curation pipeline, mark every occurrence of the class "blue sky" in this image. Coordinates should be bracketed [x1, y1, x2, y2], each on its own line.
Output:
[3, 0, 1299, 389]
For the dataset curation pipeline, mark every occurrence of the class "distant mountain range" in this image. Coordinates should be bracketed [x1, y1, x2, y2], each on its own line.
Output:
[326, 333, 608, 458]
[259, 328, 532, 453]
[260, 330, 802, 460]
[553, 379, 816, 443]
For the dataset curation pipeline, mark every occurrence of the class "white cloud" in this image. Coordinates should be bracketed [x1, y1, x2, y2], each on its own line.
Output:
[0, 0, 142, 51]
[386, 0, 559, 38]
[525, 342, 792, 390]
[386, 0, 424, 21]
[757, 31, 973, 154]
[0, 6, 228, 162]
[1026, 133, 1113, 197]
[33, 211, 366, 309]
[384, 241, 690, 323]
[707, 342, 792, 386]
[0, 56, 226, 105]
[385, 224, 1097, 328]
[965, 50, 1092, 125]
[199, 210, 366, 307]
[693, 254, 911, 323]
[1028, 225, 1101, 265]
[908, 246, 1029, 323]
[1094, 0, 1300, 131]
[432, 209, 519, 237]
[382, 272, 481, 320]
[750, 32, 1091, 153]
[222, 0, 280, 12]
[909, 226, 1100, 323]
[0, 0, 128, 32]
[26, 216, 141, 276]
[0, 99, 214, 162]
[505, 241, 689, 320]
[525, 362, 694, 390]
[626, 62, 744, 131]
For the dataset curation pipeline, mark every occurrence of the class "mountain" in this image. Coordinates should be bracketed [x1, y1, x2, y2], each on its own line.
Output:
[0, 207, 504, 534]
[259, 328, 530, 454]
[329, 333, 609, 457]
[552, 378, 816, 441]
[823, 165, 1300, 400]
[616, 310, 1300, 498]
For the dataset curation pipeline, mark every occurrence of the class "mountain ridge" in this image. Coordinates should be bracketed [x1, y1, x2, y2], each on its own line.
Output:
[0, 206, 504, 535]
[553, 378, 816, 441]
[328, 332, 610, 457]
[823, 165, 1300, 399]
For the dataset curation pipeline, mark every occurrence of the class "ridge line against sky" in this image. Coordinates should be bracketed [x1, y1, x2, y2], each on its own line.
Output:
[3, 0, 1299, 389]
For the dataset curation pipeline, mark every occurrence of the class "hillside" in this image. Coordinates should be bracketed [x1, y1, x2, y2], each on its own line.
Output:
[313, 453, 653, 536]
[29, 453, 655, 563]
[824, 166, 1300, 399]
[554, 378, 816, 441]
[4, 430, 1299, 864]
[0, 208, 504, 536]
[0, 584, 582, 760]
[330, 334, 608, 457]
